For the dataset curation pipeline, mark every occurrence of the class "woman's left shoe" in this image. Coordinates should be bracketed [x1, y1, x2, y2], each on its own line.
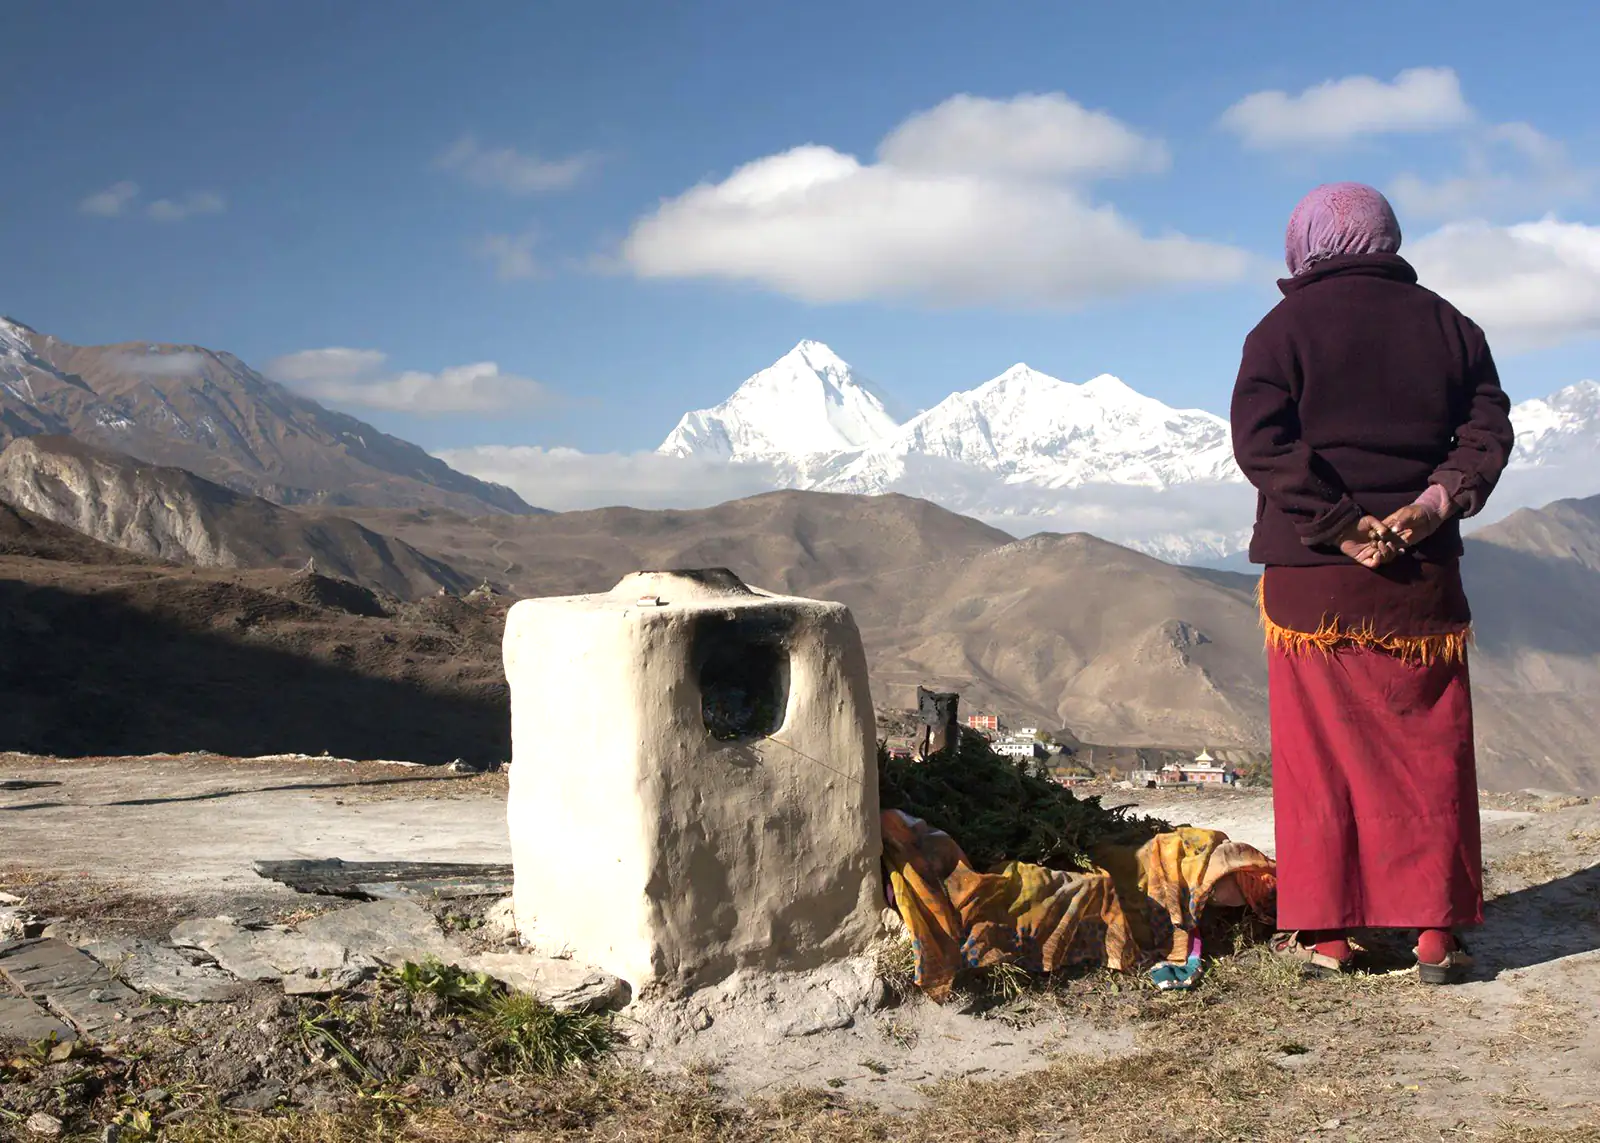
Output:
[1270, 931, 1353, 979]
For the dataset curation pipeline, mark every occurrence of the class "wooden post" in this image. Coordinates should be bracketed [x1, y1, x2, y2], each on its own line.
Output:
[914, 687, 960, 761]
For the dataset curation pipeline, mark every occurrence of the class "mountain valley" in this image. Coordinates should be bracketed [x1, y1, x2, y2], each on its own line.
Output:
[1, 320, 1598, 793]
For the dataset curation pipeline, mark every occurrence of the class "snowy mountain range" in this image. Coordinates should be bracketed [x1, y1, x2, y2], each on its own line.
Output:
[658, 341, 1600, 564]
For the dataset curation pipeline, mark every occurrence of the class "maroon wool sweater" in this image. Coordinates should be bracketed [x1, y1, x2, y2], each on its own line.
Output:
[1231, 254, 1514, 567]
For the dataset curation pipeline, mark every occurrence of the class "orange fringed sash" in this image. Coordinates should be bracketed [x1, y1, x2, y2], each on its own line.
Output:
[1256, 576, 1471, 665]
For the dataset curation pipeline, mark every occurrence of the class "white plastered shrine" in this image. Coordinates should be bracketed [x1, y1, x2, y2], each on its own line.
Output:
[502, 569, 882, 995]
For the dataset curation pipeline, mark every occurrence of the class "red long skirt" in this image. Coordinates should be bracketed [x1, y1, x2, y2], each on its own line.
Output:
[1269, 645, 1483, 931]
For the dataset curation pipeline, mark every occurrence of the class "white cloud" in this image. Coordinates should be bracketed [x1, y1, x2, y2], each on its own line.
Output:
[266, 348, 387, 385]
[1220, 67, 1473, 149]
[1409, 218, 1600, 350]
[265, 348, 553, 414]
[103, 350, 209, 376]
[436, 445, 786, 512]
[146, 191, 226, 222]
[78, 183, 226, 222]
[975, 481, 1258, 566]
[476, 231, 539, 280]
[622, 94, 1251, 308]
[436, 135, 594, 194]
[1390, 122, 1594, 222]
[79, 181, 140, 217]
[877, 93, 1168, 179]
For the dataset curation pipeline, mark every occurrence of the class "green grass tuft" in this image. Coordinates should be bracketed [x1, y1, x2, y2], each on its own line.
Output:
[484, 990, 617, 1075]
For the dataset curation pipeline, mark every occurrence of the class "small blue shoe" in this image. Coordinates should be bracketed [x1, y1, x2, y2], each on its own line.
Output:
[1149, 953, 1204, 991]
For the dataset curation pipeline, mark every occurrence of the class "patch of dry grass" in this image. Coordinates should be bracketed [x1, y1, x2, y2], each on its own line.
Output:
[1491, 1128, 1600, 1143]
[6, 869, 1591, 1143]
[1490, 849, 1567, 889]
[1568, 828, 1600, 858]
[332, 769, 508, 804]
[870, 935, 918, 1003]
[1480, 987, 1586, 1066]
[0, 865, 177, 932]
[1532, 797, 1591, 813]
[126, 952, 1600, 1143]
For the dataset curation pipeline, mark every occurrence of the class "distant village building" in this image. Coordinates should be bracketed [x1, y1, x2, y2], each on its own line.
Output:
[1130, 768, 1162, 788]
[1018, 726, 1040, 739]
[966, 713, 1000, 734]
[992, 736, 1047, 761]
[884, 737, 916, 761]
[1158, 749, 1237, 786]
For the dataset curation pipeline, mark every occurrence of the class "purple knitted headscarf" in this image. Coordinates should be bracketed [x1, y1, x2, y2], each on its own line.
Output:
[1284, 183, 1402, 276]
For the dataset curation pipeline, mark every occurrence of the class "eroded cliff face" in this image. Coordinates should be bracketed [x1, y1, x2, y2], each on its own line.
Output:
[0, 436, 474, 599]
[0, 435, 237, 566]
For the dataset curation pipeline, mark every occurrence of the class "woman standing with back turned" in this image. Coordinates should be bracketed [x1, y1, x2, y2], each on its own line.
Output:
[1230, 183, 1514, 984]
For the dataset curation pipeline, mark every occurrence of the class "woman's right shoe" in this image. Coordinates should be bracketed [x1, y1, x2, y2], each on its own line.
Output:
[1414, 933, 1472, 985]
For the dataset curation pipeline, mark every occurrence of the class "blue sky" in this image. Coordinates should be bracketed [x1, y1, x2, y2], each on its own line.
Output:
[6, 0, 1600, 476]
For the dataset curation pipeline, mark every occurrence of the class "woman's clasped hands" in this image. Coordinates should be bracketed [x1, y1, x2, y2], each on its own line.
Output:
[1335, 501, 1448, 569]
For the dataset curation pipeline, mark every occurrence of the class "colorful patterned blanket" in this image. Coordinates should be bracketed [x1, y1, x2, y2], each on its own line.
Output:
[881, 809, 1278, 999]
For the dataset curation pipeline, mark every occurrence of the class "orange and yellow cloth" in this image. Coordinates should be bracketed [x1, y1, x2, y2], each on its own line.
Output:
[880, 809, 1278, 1000]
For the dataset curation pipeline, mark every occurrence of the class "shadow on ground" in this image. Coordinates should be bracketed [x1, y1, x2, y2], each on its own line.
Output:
[0, 576, 509, 766]
[1475, 863, 1600, 975]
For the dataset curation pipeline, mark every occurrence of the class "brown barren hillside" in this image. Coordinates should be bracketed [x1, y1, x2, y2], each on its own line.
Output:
[328, 492, 1272, 748]
[0, 435, 472, 599]
[1462, 494, 1600, 792]
[0, 316, 532, 515]
[365, 488, 1600, 792]
[0, 501, 508, 765]
[6, 469, 1600, 792]
[853, 532, 1269, 748]
[318, 490, 1015, 599]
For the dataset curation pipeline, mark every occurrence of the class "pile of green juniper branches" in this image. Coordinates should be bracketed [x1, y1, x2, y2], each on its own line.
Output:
[878, 730, 1168, 871]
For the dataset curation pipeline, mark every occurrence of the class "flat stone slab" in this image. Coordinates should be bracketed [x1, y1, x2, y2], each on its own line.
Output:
[295, 900, 463, 965]
[79, 938, 244, 1003]
[0, 995, 75, 1044]
[0, 939, 140, 1036]
[0, 907, 27, 942]
[170, 920, 360, 983]
[281, 962, 376, 996]
[254, 858, 512, 901]
[173, 901, 452, 989]
[169, 917, 244, 950]
[462, 952, 629, 1013]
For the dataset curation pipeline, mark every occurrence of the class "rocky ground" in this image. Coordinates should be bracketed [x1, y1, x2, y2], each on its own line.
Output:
[3, 755, 1599, 1142]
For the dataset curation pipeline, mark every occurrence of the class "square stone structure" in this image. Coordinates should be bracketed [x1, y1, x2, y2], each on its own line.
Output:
[503, 568, 882, 995]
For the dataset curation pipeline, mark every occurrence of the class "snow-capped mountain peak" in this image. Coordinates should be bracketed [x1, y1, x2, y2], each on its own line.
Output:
[658, 341, 901, 462]
[786, 338, 850, 376]
[1079, 372, 1136, 399]
[0, 317, 42, 363]
[1511, 381, 1600, 466]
